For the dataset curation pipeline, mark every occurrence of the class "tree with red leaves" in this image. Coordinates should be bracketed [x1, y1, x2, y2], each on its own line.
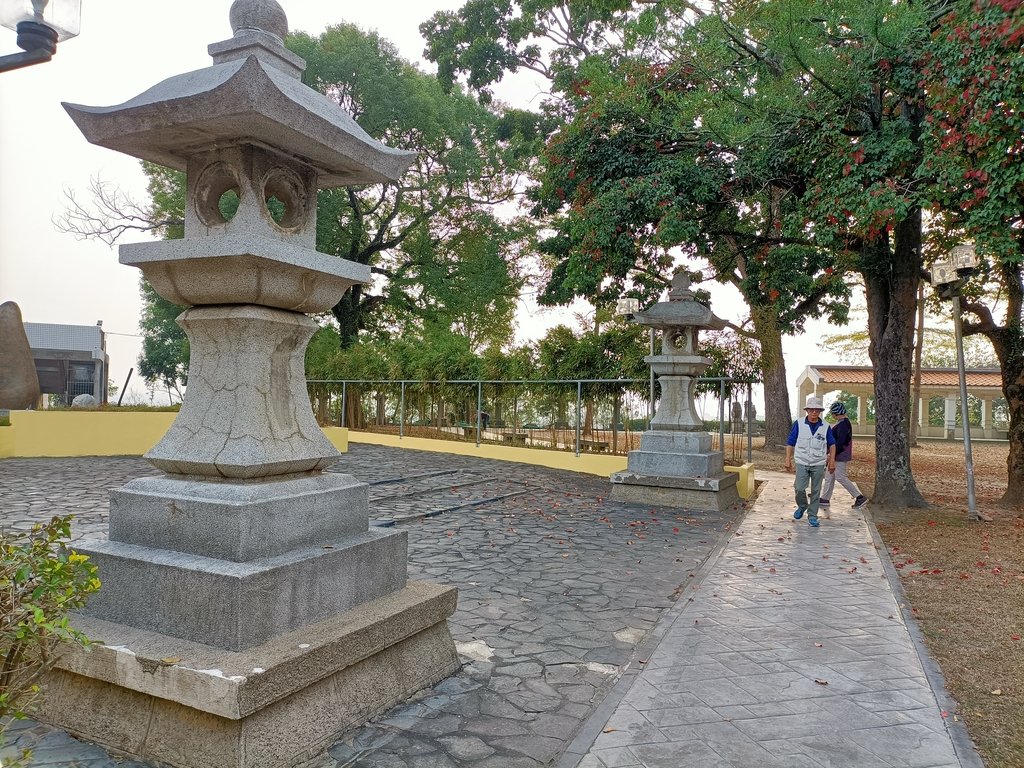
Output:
[923, 0, 1024, 506]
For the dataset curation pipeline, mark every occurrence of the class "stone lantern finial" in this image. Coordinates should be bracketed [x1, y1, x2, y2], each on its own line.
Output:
[668, 270, 694, 301]
[229, 0, 288, 41]
[210, 0, 303, 77]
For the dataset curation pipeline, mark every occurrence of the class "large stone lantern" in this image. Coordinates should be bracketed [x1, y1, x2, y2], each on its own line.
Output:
[610, 272, 740, 511]
[40, 4, 458, 767]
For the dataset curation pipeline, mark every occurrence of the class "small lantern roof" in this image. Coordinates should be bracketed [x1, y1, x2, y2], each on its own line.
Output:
[62, 0, 415, 187]
[633, 272, 726, 332]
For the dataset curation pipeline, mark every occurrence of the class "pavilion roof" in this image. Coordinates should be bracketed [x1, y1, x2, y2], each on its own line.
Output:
[799, 365, 1003, 389]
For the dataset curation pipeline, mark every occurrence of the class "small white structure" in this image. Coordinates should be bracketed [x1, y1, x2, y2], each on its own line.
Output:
[796, 365, 1007, 440]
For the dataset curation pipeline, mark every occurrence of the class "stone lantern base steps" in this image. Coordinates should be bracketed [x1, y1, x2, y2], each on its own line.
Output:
[610, 429, 741, 512]
[40, 584, 458, 768]
[38, 471, 459, 768]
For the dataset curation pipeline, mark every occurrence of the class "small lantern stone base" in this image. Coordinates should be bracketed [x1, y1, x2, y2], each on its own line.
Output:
[39, 583, 458, 768]
[610, 429, 741, 512]
[610, 470, 740, 512]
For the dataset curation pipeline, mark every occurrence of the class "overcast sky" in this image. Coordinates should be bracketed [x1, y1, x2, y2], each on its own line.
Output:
[0, 1, 841, 410]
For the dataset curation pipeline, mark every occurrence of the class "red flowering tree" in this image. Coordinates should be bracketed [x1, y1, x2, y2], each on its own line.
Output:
[923, 0, 1024, 506]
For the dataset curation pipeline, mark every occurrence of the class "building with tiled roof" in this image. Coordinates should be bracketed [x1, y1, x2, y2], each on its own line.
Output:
[796, 365, 1007, 440]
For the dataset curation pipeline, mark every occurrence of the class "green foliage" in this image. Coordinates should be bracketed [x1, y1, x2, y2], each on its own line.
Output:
[421, 0, 645, 101]
[142, 161, 184, 240]
[922, 0, 1024, 262]
[287, 23, 532, 347]
[541, 307, 651, 377]
[385, 211, 527, 351]
[0, 516, 100, 731]
[137, 277, 188, 394]
[825, 325, 999, 368]
[137, 161, 188, 391]
[697, 331, 763, 397]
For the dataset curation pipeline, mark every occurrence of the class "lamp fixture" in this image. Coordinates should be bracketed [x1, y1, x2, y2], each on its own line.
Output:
[0, 0, 81, 73]
[615, 297, 640, 317]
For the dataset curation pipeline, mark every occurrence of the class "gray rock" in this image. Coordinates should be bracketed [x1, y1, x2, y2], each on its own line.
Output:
[0, 301, 40, 410]
[71, 394, 98, 408]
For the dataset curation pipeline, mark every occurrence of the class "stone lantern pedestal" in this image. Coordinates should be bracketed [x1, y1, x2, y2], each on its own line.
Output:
[38, 5, 458, 767]
[611, 274, 740, 512]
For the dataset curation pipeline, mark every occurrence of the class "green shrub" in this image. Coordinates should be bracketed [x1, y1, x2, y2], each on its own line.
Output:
[1, 516, 100, 748]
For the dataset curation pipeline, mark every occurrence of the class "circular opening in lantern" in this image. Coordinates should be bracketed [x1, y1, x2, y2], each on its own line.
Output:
[194, 162, 242, 227]
[262, 166, 308, 231]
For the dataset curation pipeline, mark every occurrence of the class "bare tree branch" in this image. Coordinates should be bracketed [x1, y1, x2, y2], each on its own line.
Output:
[55, 176, 179, 247]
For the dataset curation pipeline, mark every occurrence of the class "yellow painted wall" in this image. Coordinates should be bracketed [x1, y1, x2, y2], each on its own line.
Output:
[724, 463, 756, 499]
[348, 431, 628, 478]
[0, 414, 754, 496]
[322, 426, 349, 453]
[1, 411, 178, 458]
[0, 412, 353, 459]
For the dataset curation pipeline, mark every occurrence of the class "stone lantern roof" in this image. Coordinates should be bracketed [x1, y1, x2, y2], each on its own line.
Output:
[62, 1, 415, 187]
[632, 272, 727, 333]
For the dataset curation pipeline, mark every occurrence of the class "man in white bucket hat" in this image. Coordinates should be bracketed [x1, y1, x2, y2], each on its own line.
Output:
[784, 395, 836, 527]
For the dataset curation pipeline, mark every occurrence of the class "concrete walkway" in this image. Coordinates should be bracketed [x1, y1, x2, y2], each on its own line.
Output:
[563, 470, 983, 768]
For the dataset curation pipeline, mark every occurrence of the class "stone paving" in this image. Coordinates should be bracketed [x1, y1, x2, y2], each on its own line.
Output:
[567, 471, 982, 768]
[0, 445, 741, 767]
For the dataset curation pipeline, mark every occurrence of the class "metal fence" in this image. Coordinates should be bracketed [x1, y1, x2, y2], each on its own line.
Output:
[307, 378, 759, 462]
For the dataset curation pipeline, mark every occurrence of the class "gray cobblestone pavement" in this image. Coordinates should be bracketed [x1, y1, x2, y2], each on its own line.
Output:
[0, 446, 741, 767]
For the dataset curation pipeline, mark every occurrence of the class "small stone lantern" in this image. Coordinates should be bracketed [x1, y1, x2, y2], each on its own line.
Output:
[610, 272, 740, 511]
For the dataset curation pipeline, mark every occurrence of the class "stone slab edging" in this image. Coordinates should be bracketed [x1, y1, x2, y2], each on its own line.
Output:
[52, 580, 457, 720]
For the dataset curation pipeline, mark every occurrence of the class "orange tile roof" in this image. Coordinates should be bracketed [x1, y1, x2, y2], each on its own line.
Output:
[811, 366, 1003, 389]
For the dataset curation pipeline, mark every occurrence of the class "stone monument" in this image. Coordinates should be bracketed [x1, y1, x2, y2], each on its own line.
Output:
[0, 301, 41, 409]
[610, 272, 740, 512]
[40, 4, 459, 767]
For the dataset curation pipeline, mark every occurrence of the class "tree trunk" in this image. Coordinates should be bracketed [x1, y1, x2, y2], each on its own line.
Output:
[332, 287, 364, 349]
[862, 217, 927, 508]
[1000, 356, 1024, 506]
[344, 385, 364, 429]
[750, 307, 792, 450]
[965, 261, 1024, 507]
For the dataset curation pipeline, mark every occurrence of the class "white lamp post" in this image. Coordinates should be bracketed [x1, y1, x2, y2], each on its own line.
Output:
[615, 296, 657, 422]
[930, 242, 989, 521]
[0, 0, 81, 73]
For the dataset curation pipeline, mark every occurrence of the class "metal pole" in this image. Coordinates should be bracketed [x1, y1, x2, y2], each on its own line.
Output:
[746, 382, 753, 463]
[575, 380, 582, 457]
[649, 328, 656, 425]
[476, 380, 482, 447]
[340, 381, 346, 427]
[399, 381, 405, 439]
[952, 293, 978, 518]
[718, 379, 726, 453]
[116, 367, 133, 407]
